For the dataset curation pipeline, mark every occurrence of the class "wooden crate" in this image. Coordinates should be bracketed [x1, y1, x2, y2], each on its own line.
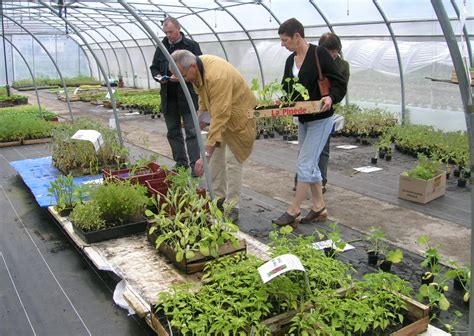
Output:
[451, 69, 474, 85]
[147, 227, 246, 274]
[261, 291, 429, 335]
[248, 100, 322, 119]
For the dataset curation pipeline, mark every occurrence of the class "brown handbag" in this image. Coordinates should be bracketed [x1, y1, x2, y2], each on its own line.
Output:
[315, 46, 331, 97]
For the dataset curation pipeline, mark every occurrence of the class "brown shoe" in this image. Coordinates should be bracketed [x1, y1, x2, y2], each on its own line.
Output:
[272, 211, 300, 227]
[300, 207, 328, 224]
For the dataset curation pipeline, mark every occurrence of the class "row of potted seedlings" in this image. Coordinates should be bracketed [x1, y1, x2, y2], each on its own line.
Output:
[0, 105, 58, 147]
[49, 160, 245, 274]
[151, 227, 431, 335]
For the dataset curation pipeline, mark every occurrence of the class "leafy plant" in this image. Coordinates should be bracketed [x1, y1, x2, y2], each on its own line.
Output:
[146, 180, 239, 263]
[366, 226, 385, 255]
[51, 117, 126, 176]
[403, 153, 441, 180]
[47, 174, 92, 212]
[289, 272, 411, 335]
[69, 202, 106, 232]
[417, 235, 442, 275]
[280, 77, 309, 106]
[91, 181, 149, 224]
[251, 78, 284, 107]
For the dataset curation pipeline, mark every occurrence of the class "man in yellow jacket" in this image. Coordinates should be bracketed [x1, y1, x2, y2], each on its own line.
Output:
[171, 50, 257, 222]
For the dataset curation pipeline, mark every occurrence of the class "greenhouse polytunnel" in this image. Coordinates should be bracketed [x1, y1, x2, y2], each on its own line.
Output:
[0, 1, 472, 335]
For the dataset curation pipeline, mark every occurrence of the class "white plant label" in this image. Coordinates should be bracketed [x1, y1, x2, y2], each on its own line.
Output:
[258, 254, 305, 284]
[71, 130, 104, 152]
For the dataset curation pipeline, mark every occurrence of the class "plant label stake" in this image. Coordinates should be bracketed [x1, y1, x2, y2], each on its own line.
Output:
[71, 129, 104, 153]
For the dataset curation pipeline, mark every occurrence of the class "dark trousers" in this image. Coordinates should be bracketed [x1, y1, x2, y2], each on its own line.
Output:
[164, 98, 200, 168]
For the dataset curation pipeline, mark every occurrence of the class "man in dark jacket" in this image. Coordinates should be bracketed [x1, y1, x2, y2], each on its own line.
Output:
[150, 17, 202, 173]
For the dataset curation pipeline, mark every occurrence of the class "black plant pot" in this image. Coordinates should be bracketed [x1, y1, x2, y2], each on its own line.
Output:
[263, 134, 269, 139]
[367, 251, 379, 266]
[454, 169, 461, 178]
[269, 133, 275, 138]
[458, 178, 467, 188]
[361, 138, 369, 145]
[371, 157, 378, 165]
[421, 272, 434, 285]
[429, 306, 441, 319]
[379, 260, 392, 272]
[453, 277, 468, 291]
[385, 154, 392, 161]
[355, 137, 361, 144]
[324, 247, 335, 258]
[464, 170, 471, 178]
[283, 134, 288, 141]
[378, 150, 386, 159]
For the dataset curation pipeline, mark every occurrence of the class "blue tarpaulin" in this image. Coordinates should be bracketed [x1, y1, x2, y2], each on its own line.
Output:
[10, 156, 101, 207]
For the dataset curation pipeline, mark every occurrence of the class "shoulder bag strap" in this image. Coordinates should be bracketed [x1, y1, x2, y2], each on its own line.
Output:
[314, 46, 323, 79]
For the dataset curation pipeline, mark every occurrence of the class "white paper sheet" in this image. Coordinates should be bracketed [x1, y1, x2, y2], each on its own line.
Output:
[312, 239, 355, 252]
[353, 166, 383, 173]
[336, 145, 358, 149]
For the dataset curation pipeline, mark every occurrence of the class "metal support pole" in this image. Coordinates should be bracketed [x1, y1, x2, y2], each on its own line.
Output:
[119, 0, 214, 199]
[450, 0, 473, 68]
[38, 0, 124, 145]
[373, 0, 406, 124]
[1, 0, 10, 95]
[1, 33, 42, 114]
[431, 2, 474, 335]
[2, 14, 74, 121]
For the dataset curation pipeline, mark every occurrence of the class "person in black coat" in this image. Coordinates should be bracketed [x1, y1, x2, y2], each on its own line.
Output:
[150, 17, 202, 173]
[272, 18, 347, 227]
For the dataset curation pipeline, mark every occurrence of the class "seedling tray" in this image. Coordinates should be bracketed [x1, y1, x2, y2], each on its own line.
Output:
[72, 217, 148, 244]
[147, 225, 246, 274]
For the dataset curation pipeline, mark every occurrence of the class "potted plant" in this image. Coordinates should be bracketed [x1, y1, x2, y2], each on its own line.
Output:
[146, 184, 244, 273]
[378, 248, 403, 272]
[69, 180, 149, 243]
[417, 235, 442, 285]
[446, 264, 470, 291]
[365, 226, 385, 266]
[47, 174, 92, 216]
[399, 154, 446, 204]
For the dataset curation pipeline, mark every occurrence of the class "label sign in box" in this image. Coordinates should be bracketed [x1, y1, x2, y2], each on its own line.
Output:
[248, 100, 322, 118]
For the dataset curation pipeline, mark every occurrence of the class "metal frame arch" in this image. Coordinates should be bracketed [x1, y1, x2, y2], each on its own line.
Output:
[431, 2, 474, 334]
[144, 2, 197, 42]
[179, 0, 229, 61]
[1, 14, 74, 120]
[1, 34, 42, 113]
[99, 4, 155, 89]
[65, 8, 124, 79]
[213, 0, 265, 85]
[119, 0, 214, 199]
[28, 15, 98, 78]
[37, 0, 124, 146]
[258, 1, 281, 25]
[373, 0, 406, 124]
[450, 0, 473, 68]
[309, 0, 335, 33]
[69, 25, 113, 78]
[59, 33, 94, 78]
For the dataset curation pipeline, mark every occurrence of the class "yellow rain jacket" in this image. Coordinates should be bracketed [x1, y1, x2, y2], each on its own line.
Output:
[193, 55, 256, 163]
